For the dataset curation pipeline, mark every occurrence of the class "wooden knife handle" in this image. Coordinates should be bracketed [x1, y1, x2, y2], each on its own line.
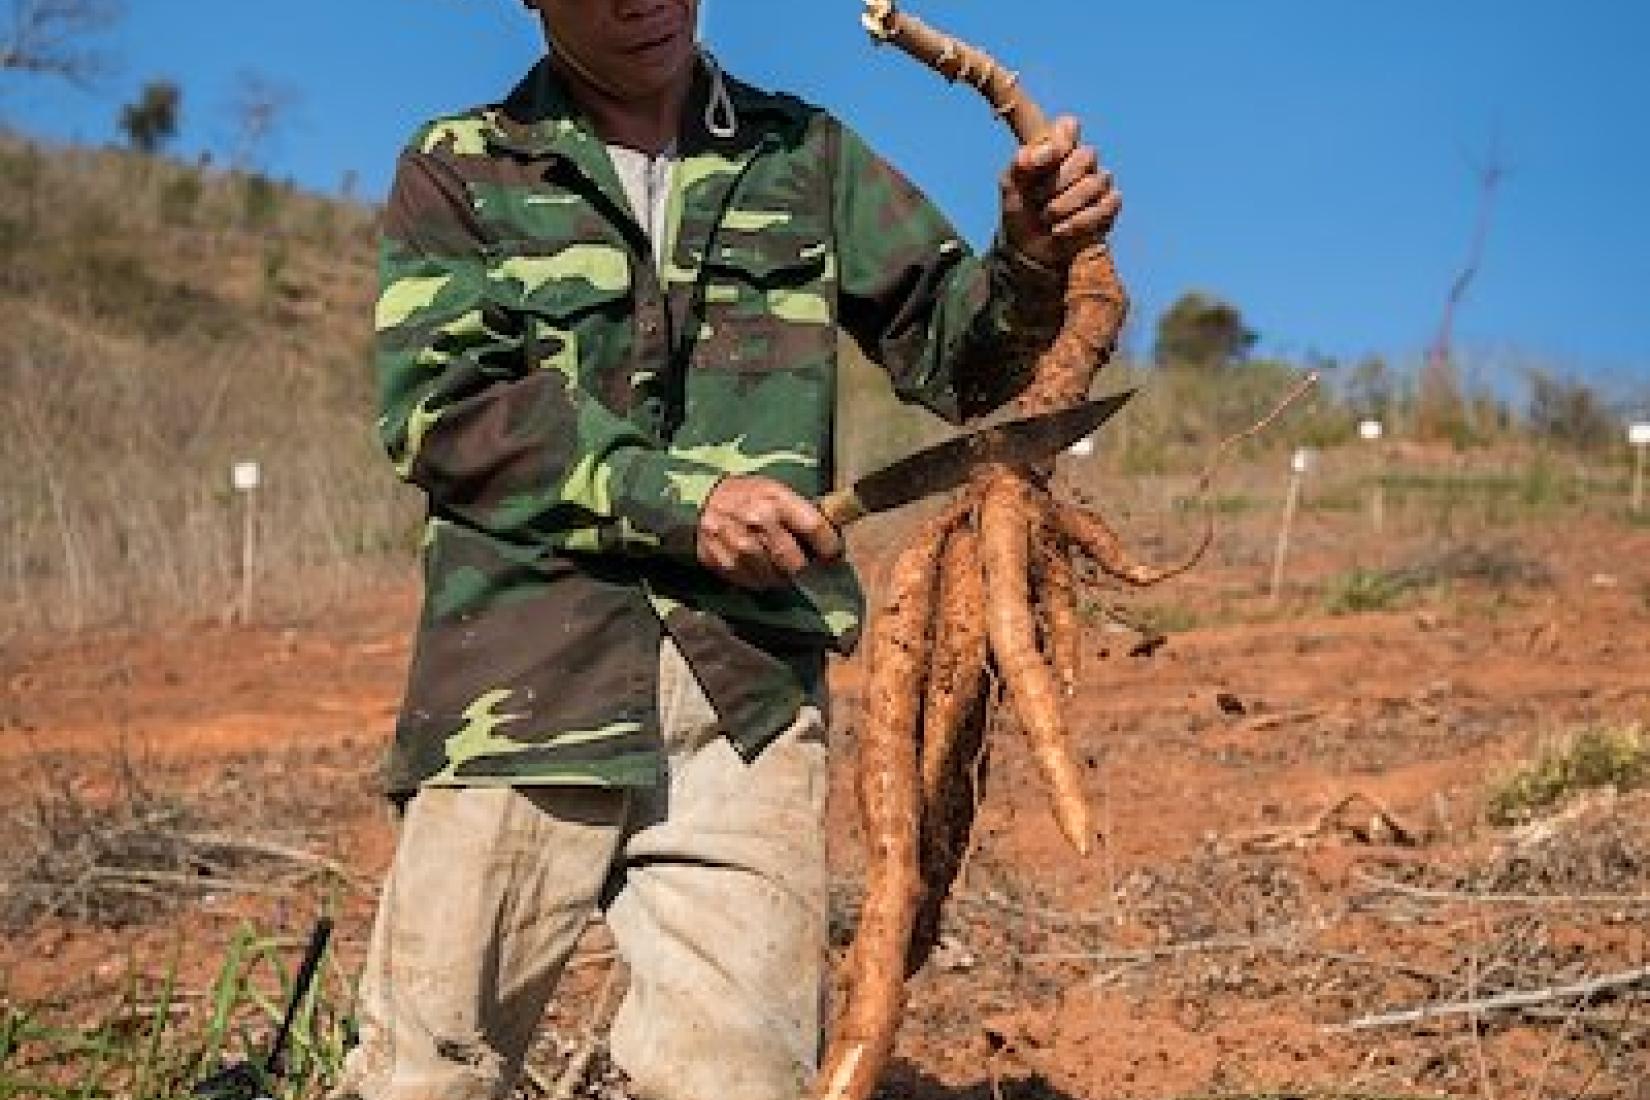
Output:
[817, 487, 868, 530]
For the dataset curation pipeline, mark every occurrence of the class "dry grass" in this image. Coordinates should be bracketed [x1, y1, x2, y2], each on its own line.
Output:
[0, 133, 418, 634]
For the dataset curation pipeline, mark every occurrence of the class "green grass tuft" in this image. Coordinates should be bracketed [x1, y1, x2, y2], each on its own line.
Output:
[1488, 725, 1650, 825]
[1321, 569, 1417, 615]
[0, 923, 354, 1100]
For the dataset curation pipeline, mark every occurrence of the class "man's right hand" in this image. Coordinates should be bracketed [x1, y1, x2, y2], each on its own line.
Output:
[696, 476, 843, 590]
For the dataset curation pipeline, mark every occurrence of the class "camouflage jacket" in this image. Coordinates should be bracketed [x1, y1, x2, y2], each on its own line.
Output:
[376, 57, 1061, 794]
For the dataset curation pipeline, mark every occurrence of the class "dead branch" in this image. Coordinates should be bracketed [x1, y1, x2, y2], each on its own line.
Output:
[0, 0, 121, 86]
[1424, 134, 1510, 394]
[1329, 965, 1650, 1033]
[166, 831, 365, 891]
[1234, 792, 1419, 853]
[1354, 873, 1650, 909]
[1019, 927, 1306, 966]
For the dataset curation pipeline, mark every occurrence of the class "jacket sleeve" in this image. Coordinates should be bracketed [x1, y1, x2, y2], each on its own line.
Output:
[374, 146, 725, 561]
[832, 120, 1064, 424]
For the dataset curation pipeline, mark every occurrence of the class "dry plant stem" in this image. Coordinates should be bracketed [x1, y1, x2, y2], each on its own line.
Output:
[817, 501, 964, 1100]
[979, 472, 1092, 855]
[1330, 964, 1650, 1033]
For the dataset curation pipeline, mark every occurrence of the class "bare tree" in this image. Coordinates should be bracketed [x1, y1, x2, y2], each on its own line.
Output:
[1419, 132, 1511, 437]
[225, 70, 299, 172]
[0, 0, 122, 87]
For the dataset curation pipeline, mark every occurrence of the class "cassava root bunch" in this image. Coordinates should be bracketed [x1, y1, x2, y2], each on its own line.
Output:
[813, 6, 1205, 1100]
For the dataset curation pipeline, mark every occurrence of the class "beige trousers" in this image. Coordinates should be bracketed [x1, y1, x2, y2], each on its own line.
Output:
[332, 642, 828, 1100]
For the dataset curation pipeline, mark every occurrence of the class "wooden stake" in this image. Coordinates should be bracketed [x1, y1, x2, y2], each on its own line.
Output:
[231, 462, 261, 625]
[1269, 450, 1308, 605]
[1634, 442, 1646, 515]
[1629, 426, 1650, 514]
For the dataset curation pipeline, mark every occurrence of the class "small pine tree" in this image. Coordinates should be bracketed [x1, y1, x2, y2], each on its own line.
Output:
[119, 80, 181, 154]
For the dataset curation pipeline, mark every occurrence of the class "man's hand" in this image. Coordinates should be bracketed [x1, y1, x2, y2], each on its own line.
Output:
[1000, 115, 1122, 269]
[697, 476, 843, 590]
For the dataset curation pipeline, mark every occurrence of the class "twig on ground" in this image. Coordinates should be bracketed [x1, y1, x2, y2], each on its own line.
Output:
[1235, 792, 1418, 853]
[1329, 964, 1650, 1033]
[1018, 927, 1305, 965]
[166, 831, 366, 891]
[1354, 873, 1650, 909]
[952, 890, 1112, 929]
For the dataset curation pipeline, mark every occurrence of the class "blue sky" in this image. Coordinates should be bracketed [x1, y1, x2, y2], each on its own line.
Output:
[4, 1, 1647, 400]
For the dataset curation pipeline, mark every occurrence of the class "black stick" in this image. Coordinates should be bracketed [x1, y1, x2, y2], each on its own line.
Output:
[266, 917, 333, 1076]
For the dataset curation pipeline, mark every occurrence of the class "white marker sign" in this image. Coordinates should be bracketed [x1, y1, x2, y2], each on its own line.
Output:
[1291, 448, 1313, 474]
[1630, 423, 1650, 447]
[232, 461, 262, 492]
[1358, 420, 1384, 442]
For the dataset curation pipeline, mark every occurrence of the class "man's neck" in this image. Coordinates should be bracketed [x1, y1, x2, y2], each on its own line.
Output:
[552, 54, 692, 156]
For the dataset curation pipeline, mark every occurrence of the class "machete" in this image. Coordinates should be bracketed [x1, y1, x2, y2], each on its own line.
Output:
[818, 389, 1134, 529]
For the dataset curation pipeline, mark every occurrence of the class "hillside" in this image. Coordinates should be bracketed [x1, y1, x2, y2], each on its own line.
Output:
[0, 134, 396, 632]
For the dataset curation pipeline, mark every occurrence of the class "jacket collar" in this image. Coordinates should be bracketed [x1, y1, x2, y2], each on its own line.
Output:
[485, 54, 802, 163]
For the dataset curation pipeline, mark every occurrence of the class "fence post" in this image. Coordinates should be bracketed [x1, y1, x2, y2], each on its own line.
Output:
[1630, 424, 1650, 515]
[231, 461, 261, 624]
[1359, 419, 1386, 534]
[1270, 448, 1311, 605]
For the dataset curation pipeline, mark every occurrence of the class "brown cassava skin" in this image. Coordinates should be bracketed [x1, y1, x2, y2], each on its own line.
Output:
[907, 690, 988, 976]
[1033, 525, 1082, 698]
[1011, 248, 1129, 418]
[918, 523, 990, 804]
[907, 523, 992, 975]
[978, 472, 1093, 856]
[816, 502, 964, 1100]
[817, 10, 1134, 1100]
[1054, 499, 1210, 586]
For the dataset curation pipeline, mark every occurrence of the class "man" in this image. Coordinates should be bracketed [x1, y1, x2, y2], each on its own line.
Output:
[337, 2, 1120, 1098]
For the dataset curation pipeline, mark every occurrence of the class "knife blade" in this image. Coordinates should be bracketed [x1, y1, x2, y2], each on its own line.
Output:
[818, 390, 1135, 529]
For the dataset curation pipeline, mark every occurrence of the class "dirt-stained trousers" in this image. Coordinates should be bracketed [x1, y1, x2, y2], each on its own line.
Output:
[330, 640, 829, 1100]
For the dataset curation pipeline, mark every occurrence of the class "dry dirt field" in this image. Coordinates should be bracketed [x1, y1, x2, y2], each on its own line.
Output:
[3, 492, 1648, 1098]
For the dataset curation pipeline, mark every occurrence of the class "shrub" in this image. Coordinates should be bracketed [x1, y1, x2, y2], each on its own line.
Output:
[1322, 568, 1416, 615]
[1488, 726, 1650, 825]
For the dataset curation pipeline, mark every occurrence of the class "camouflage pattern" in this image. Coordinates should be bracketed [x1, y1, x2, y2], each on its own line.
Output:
[376, 57, 1062, 794]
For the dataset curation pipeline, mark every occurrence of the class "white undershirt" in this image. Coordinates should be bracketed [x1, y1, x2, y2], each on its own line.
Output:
[606, 143, 679, 274]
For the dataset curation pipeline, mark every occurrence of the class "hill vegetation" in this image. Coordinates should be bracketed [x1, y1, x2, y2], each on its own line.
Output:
[0, 133, 1640, 635]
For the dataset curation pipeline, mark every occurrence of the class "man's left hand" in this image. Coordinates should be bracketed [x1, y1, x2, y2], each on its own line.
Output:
[1000, 115, 1121, 269]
